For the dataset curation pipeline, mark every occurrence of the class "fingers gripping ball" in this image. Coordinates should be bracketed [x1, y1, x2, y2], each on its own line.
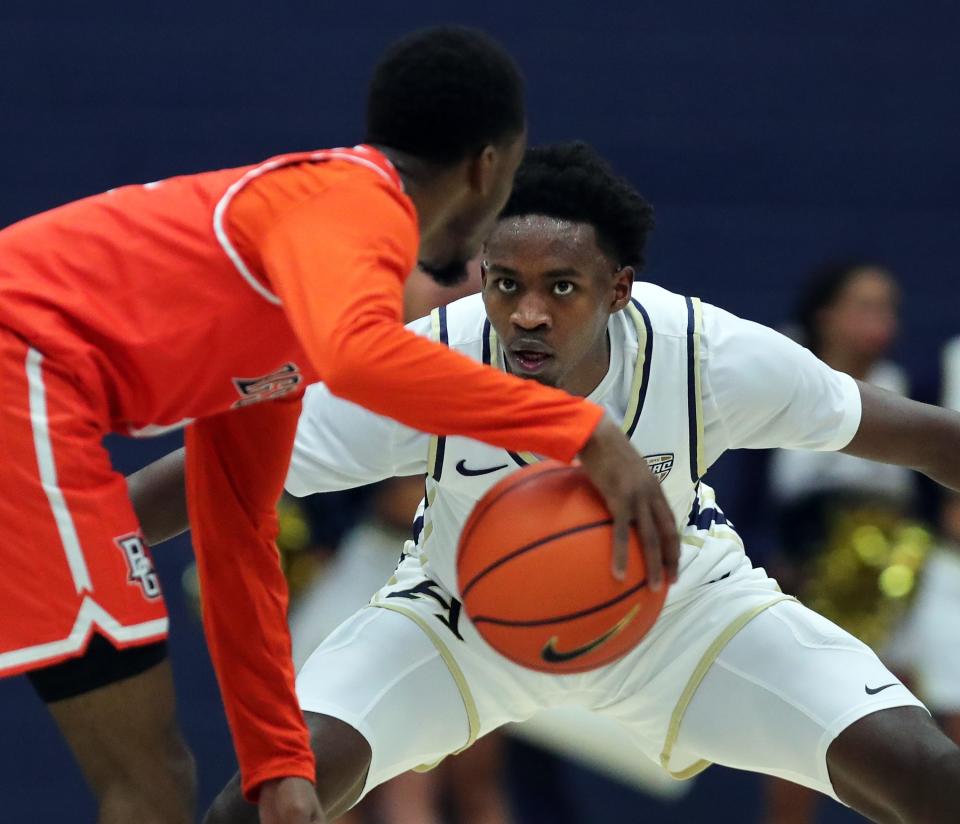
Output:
[457, 461, 668, 673]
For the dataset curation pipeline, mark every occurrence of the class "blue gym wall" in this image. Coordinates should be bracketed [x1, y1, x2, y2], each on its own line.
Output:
[1, 2, 957, 821]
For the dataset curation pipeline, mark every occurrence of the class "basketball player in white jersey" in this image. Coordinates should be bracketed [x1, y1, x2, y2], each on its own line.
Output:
[132, 143, 960, 823]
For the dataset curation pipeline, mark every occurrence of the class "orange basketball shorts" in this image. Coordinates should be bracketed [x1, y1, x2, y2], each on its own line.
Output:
[0, 325, 168, 677]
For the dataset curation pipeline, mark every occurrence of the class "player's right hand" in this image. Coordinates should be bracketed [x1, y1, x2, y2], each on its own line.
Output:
[577, 416, 679, 589]
[258, 776, 325, 824]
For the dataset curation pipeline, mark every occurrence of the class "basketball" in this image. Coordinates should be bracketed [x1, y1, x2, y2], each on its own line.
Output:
[457, 460, 668, 674]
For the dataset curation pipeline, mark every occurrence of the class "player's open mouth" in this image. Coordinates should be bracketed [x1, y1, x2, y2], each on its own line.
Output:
[513, 350, 552, 373]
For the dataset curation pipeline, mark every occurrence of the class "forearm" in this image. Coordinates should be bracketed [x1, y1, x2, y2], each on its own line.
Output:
[907, 410, 960, 491]
[842, 381, 960, 491]
[126, 447, 189, 545]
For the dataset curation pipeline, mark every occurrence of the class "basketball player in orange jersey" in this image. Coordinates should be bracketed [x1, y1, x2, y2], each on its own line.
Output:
[0, 29, 680, 824]
[133, 143, 960, 823]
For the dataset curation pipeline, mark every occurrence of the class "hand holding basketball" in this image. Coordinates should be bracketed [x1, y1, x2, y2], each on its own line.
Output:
[578, 416, 680, 588]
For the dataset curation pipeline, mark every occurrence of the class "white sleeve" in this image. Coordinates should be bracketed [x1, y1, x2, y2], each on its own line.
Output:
[285, 315, 433, 496]
[699, 303, 862, 468]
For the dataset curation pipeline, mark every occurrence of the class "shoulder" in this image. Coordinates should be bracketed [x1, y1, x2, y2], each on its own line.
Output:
[631, 281, 697, 338]
[417, 293, 489, 358]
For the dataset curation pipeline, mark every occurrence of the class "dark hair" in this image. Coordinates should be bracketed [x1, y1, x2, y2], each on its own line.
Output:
[365, 26, 525, 165]
[499, 142, 655, 270]
[795, 259, 890, 355]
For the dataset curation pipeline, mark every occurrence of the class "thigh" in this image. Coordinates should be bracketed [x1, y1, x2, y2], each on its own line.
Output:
[670, 599, 926, 799]
[296, 606, 474, 801]
[0, 330, 167, 677]
[295, 579, 548, 806]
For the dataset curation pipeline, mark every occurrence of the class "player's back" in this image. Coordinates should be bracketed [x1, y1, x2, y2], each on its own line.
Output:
[0, 150, 388, 435]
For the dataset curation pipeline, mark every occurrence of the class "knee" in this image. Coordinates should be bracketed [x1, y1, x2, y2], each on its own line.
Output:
[96, 727, 196, 824]
[168, 731, 198, 813]
[203, 792, 249, 824]
[307, 713, 373, 814]
[853, 722, 960, 823]
[900, 746, 960, 823]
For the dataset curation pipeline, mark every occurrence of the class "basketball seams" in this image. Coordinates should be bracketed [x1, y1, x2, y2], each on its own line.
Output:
[460, 516, 613, 598]
[458, 461, 665, 673]
[470, 576, 649, 628]
[457, 463, 574, 568]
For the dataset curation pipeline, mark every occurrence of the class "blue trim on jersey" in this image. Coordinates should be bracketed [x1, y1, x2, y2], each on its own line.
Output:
[685, 296, 699, 483]
[507, 450, 531, 468]
[626, 298, 654, 438]
[437, 304, 449, 345]
[432, 437, 447, 481]
[687, 487, 732, 530]
[482, 316, 531, 467]
[431, 307, 450, 481]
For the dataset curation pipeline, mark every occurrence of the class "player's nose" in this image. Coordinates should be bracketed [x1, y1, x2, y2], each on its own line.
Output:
[510, 294, 551, 330]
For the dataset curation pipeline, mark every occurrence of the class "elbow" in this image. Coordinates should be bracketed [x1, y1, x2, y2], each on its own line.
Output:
[320, 307, 410, 411]
[322, 330, 383, 406]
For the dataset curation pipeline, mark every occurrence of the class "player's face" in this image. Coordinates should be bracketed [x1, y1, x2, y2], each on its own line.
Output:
[481, 216, 633, 396]
[420, 132, 526, 287]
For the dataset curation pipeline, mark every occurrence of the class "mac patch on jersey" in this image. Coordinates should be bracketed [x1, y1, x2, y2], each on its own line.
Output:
[645, 452, 674, 483]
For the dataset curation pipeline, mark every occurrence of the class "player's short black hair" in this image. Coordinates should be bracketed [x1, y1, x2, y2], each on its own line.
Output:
[499, 142, 655, 270]
[365, 26, 525, 166]
[795, 259, 892, 355]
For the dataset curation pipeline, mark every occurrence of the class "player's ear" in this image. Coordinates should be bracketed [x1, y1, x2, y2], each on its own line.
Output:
[479, 256, 489, 288]
[466, 145, 498, 196]
[610, 266, 635, 312]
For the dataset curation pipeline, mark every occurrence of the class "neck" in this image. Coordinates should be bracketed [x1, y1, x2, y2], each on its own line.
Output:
[563, 331, 612, 398]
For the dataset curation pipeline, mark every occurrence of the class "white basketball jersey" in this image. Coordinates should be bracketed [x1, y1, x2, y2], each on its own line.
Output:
[412, 282, 753, 605]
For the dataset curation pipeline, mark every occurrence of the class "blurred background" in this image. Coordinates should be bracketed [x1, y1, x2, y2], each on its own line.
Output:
[2, 2, 959, 821]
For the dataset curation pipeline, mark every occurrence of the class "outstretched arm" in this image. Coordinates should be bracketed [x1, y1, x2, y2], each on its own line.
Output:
[842, 381, 960, 491]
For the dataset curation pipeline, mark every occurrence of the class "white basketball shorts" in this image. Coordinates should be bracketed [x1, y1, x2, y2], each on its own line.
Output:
[296, 552, 926, 804]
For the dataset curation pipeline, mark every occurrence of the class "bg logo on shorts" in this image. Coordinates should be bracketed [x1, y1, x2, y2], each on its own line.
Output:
[231, 363, 303, 408]
[115, 534, 161, 599]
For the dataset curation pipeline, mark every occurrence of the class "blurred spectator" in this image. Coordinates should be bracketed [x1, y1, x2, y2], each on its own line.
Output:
[769, 260, 912, 572]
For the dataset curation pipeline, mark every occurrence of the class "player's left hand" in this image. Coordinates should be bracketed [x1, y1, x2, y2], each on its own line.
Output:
[258, 776, 325, 824]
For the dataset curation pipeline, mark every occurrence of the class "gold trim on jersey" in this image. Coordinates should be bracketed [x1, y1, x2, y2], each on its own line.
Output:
[659, 594, 796, 779]
[682, 528, 745, 554]
[367, 601, 481, 771]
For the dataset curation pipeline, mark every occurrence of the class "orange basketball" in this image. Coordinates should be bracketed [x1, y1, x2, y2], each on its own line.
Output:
[457, 461, 668, 674]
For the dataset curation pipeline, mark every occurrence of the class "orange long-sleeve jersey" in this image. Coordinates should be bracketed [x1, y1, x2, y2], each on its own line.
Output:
[0, 146, 604, 799]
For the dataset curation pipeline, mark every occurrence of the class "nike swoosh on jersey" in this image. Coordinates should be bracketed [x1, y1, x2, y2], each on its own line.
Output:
[864, 682, 900, 695]
[541, 605, 641, 664]
[455, 459, 509, 477]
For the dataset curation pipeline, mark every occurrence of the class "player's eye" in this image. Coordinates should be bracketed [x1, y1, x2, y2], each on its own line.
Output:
[497, 278, 518, 294]
[553, 281, 575, 296]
